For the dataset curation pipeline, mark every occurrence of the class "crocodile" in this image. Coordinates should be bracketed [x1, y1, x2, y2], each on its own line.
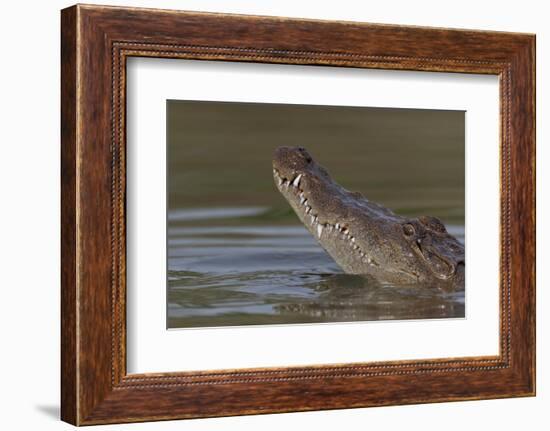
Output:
[272, 146, 465, 290]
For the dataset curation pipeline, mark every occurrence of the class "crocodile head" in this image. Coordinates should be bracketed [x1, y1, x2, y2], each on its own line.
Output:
[272, 146, 465, 290]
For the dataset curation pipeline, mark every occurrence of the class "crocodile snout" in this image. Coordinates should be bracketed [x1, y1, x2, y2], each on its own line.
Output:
[273, 146, 313, 177]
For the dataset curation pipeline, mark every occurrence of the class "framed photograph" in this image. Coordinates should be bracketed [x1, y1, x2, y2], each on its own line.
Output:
[61, 4, 535, 425]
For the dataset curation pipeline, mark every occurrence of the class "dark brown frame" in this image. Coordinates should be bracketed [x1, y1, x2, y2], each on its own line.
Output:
[61, 4, 535, 426]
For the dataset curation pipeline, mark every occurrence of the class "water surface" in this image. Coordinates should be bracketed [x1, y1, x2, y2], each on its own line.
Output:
[168, 207, 465, 328]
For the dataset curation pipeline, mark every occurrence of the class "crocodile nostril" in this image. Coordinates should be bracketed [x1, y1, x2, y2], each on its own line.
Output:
[296, 147, 312, 163]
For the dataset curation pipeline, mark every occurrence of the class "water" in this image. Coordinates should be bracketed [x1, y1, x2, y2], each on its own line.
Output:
[167, 207, 465, 328]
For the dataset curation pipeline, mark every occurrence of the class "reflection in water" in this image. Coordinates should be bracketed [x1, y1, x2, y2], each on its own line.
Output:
[168, 208, 465, 329]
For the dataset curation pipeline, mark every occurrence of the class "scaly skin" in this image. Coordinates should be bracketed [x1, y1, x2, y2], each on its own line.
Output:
[273, 146, 465, 291]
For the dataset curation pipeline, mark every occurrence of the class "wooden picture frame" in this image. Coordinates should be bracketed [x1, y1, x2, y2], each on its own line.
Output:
[61, 4, 535, 425]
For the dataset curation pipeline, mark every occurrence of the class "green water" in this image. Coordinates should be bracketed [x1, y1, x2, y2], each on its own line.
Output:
[167, 100, 465, 329]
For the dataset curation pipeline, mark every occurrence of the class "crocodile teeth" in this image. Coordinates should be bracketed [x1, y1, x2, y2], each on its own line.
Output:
[317, 224, 323, 237]
[292, 174, 302, 187]
[278, 178, 283, 186]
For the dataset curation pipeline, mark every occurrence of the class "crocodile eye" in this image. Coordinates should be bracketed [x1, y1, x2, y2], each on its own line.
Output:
[403, 224, 415, 237]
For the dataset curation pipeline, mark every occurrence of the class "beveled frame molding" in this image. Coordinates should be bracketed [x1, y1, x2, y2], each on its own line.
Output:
[61, 4, 535, 425]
